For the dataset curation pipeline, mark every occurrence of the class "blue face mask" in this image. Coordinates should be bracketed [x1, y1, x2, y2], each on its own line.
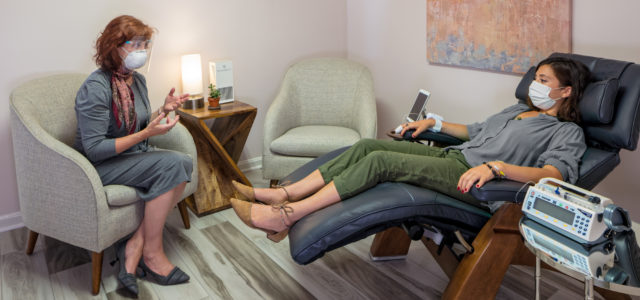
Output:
[528, 81, 565, 110]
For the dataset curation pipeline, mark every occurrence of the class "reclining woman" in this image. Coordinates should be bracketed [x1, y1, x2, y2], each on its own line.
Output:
[231, 56, 591, 243]
[74, 16, 191, 294]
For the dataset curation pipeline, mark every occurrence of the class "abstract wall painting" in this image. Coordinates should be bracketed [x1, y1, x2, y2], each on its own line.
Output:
[427, 0, 572, 75]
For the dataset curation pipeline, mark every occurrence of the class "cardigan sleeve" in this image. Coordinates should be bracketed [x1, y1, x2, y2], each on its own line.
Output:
[75, 77, 117, 163]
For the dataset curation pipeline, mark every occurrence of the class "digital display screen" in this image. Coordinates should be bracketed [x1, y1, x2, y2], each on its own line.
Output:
[533, 197, 575, 224]
[533, 233, 574, 263]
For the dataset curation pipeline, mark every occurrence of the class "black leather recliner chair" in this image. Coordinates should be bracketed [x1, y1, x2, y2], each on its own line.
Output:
[280, 53, 640, 299]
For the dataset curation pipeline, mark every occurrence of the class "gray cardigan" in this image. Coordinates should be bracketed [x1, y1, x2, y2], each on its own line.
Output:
[449, 103, 586, 184]
[73, 69, 151, 163]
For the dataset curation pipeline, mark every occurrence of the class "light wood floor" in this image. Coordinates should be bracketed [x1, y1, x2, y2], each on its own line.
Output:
[0, 169, 612, 299]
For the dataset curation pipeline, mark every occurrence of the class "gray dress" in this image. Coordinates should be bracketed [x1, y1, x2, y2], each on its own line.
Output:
[74, 69, 192, 202]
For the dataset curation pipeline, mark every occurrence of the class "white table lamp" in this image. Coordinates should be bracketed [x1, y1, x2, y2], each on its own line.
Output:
[181, 53, 204, 109]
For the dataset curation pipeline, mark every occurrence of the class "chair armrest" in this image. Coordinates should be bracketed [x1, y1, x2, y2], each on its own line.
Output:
[10, 107, 108, 251]
[469, 180, 532, 203]
[148, 122, 198, 194]
[148, 122, 196, 158]
[392, 129, 465, 146]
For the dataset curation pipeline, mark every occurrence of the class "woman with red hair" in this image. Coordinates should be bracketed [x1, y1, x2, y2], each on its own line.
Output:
[74, 15, 191, 294]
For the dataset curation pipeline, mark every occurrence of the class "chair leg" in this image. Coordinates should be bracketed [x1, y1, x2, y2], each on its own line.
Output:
[25, 230, 39, 255]
[91, 251, 103, 295]
[178, 198, 191, 229]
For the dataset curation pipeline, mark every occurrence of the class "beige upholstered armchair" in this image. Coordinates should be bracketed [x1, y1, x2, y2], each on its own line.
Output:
[263, 57, 377, 184]
[9, 73, 198, 294]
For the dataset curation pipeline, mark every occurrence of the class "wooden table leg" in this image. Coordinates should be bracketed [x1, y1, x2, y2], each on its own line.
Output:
[211, 110, 257, 162]
[178, 113, 254, 216]
[176, 102, 257, 216]
[178, 198, 191, 229]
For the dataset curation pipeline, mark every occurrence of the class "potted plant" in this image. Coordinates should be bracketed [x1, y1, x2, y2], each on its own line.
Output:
[208, 83, 221, 110]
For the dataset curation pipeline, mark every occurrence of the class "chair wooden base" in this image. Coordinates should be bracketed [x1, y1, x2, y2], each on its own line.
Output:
[441, 203, 523, 299]
[370, 227, 411, 258]
[369, 203, 632, 299]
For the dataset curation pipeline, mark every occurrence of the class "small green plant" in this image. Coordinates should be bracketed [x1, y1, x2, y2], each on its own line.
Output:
[208, 84, 221, 98]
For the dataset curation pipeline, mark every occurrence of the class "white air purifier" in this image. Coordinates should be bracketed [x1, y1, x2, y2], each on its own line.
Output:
[209, 60, 234, 104]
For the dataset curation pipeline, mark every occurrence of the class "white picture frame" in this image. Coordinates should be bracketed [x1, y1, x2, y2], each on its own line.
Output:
[209, 60, 234, 104]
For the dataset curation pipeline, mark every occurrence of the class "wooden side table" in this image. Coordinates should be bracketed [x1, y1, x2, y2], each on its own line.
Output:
[176, 100, 257, 216]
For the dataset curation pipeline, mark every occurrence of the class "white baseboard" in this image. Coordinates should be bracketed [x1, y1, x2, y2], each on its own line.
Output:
[238, 156, 262, 172]
[0, 212, 24, 233]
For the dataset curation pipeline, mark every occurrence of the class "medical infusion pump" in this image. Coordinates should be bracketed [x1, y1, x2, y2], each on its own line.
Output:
[520, 217, 615, 279]
[521, 218, 615, 279]
[522, 178, 613, 244]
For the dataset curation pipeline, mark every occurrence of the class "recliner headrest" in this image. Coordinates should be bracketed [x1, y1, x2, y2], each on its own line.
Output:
[515, 64, 620, 124]
[579, 78, 618, 124]
[513, 53, 640, 151]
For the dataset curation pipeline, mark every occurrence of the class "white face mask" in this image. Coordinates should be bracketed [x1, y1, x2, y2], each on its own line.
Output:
[528, 80, 565, 110]
[122, 48, 148, 70]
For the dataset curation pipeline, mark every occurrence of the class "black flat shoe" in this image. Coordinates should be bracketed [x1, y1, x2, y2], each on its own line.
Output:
[138, 259, 190, 285]
[111, 240, 139, 296]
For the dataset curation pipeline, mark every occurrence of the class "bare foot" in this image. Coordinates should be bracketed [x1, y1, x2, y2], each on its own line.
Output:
[250, 203, 294, 232]
[253, 187, 289, 205]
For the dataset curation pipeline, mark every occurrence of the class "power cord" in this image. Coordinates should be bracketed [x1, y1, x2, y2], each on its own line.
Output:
[515, 181, 536, 203]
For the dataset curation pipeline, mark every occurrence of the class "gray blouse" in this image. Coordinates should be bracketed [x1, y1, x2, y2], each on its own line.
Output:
[73, 69, 151, 163]
[448, 103, 586, 184]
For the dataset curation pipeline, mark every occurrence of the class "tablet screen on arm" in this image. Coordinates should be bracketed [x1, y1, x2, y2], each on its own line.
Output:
[406, 89, 430, 122]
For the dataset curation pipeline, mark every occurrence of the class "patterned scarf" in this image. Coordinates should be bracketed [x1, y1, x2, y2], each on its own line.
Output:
[110, 69, 137, 134]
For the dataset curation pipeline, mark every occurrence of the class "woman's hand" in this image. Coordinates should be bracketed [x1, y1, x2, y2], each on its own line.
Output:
[163, 88, 189, 113]
[143, 112, 180, 137]
[399, 119, 435, 138]
[114, 113, 179, 153]
[457, 164, 495, 193]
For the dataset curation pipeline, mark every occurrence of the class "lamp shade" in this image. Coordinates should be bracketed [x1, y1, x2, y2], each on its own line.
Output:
[181, 54, 203, 95]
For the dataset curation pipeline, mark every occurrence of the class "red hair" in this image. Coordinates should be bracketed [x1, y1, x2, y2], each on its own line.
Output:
[94, 15, 154, 71]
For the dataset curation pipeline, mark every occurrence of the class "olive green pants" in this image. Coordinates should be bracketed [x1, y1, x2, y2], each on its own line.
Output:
[318, 138, 480, 207]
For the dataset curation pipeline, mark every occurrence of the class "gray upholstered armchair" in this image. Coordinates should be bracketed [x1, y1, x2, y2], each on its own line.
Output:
[9, 73, 198, 295]
[263, 57, 377, 184]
